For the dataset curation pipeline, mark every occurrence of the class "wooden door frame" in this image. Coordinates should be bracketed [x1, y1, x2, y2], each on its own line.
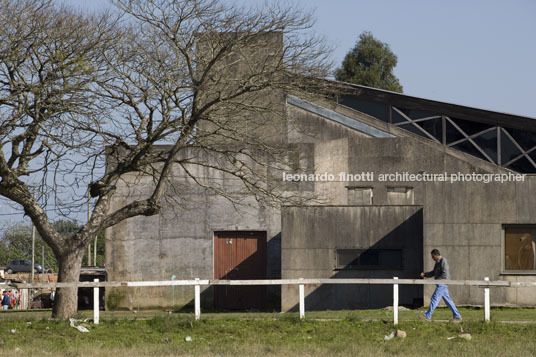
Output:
[212, 230, 268, 280]
[212, 230, 268, 310]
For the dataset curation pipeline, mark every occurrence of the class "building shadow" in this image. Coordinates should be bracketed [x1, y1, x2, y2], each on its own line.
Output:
[286, 208, 423, 311]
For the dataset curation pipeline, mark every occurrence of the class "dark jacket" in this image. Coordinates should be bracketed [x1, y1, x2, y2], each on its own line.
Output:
[424, 257, 450, 280]
[1, 294, 10, 306]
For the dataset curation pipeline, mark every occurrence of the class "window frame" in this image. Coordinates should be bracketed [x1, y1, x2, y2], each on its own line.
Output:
[346, 186, 373, 205]
[335, 248, 404, 271]
[386, 186, 415, 205]
[501, 224, 536, 275]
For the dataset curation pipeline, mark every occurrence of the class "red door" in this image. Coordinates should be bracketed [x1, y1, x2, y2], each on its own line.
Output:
[214, 231, 267, 310]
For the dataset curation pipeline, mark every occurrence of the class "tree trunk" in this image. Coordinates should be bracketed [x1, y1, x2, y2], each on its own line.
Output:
[52, 249, 84, 319]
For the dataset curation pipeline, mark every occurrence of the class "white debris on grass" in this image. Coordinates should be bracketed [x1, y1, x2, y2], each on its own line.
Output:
[447, 333, 472, 341]
[459, 333, 472, 340]
[69, 318, 90, 333]
[185, 336, 192, 342]
[384, 332, 395, 341]
[385, 330, 407, 340]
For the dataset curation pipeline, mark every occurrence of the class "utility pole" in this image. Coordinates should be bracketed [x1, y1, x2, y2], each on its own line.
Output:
[31, 187, 36, 283]
[94, 236, 97, 266]
[31, 223, 36, 283]
[87, 191, 91, 266]
[42, 245, 45, 281]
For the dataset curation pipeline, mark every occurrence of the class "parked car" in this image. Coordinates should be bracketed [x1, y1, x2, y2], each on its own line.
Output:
[6, 259, 45, 274]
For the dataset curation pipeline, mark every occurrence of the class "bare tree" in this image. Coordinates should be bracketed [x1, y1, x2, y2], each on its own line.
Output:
[0, 0, 333, 318]
[0, 0, 122, 318]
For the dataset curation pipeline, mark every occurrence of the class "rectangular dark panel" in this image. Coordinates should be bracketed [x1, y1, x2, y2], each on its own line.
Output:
[339, 95, 389, 122]
[336, 249, 403, 270]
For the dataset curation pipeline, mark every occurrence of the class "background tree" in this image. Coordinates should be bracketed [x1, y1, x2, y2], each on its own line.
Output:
[0, 0, 122, 318]
[0, 0, 332, 318]
[0, 220, 84, 272]
[335, 31, 403, 93]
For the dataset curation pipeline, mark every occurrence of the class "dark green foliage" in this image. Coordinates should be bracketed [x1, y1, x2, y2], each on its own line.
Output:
[0, 219, 92, 272]
[336, 31, 403, 93]
[0, 223, 57, 271]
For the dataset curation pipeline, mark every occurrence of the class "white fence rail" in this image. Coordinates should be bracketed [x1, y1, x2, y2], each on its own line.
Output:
[2, 277, 534, 324]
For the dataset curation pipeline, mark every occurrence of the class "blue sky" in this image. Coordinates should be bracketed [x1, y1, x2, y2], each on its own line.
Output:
[65, 0, 536, 117]
[294, 0, 536, 118]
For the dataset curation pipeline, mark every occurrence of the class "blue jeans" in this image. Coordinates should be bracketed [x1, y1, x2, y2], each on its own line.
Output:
[424, 284, 461, 319]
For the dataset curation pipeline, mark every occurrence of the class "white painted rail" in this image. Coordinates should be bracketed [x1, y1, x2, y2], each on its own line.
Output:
[93, 278, 99, 325]
[0, 278, 517, 289]
[299, 278, 305, 320]
[194, 278, 201, 321]
[393, 277, 399, 325]
[484, 277, 490, 322]
[0, 277, 530, 323]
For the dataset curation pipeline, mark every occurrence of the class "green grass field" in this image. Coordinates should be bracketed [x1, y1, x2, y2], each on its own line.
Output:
[1, 308, 536, 356]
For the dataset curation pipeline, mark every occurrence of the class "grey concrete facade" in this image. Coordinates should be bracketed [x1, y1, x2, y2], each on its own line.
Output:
[281, 205, 423, 310]
[105, 91, 536, 310]
[280, 100, 536, 309]
[105, 151, 282, 310]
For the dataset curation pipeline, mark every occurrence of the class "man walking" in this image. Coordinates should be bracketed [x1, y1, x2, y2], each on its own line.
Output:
[420, 249, 462, 322]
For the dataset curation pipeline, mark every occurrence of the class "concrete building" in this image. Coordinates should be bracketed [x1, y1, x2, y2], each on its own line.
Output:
[105, 39, 536, 311]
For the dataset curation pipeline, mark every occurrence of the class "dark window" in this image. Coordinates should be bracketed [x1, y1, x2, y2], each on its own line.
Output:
[392, 108, 409, 124]
[506, 157, 536, 174]
[359, 250, 379, 265]
[392, 107, 437, 121]
[504, 128, 536, 152]
[339, 96, 389, 122]
[501, 131, 522, 164]
[336, 249, 403, 270]
[451, 141, 489, 162]
[531, 150, 536, 164]
[504, 226, 536, 272]
[416, 117, 443, 142]
[473, 129, 498, 164]
[445, 120, 466, 143]
[398, 123, 427, 137]
[450, 117, 493, 136]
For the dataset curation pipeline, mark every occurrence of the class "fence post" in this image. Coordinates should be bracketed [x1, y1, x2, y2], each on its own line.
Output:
[194, 278, 201, 320]
[93, 278, 99, 325]
[484, 277, 490, 322]
[299, 278, 305, 320]
[393, 277, 399, 325]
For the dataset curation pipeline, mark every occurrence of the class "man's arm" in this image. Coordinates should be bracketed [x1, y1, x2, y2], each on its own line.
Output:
[420, 270, 434, 278]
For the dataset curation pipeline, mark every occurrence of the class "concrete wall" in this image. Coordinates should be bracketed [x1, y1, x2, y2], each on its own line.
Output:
[281, 205, 423, 311]
[105, 151, 282, 310]
[283, 115, 536, 308]
[423, 176, 536, 306]
[106, 94, 536, 310]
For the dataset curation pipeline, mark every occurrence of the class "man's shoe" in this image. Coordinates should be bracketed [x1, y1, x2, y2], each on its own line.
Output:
[451, 317, 463, 323]
[419, 315, 431, 321]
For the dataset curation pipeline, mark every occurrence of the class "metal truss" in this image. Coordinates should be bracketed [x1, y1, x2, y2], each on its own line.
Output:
[392, 106, 536, 172]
